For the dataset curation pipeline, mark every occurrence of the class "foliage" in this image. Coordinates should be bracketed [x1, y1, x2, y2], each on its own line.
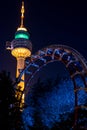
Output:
[0, 70, 15, 129]
[23, 75, 87, 130]
[0, 70, 87, 130]
[0, 70, 24, 130]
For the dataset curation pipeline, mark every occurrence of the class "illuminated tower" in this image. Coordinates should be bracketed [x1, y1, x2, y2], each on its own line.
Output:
[6, 1, 32, 106]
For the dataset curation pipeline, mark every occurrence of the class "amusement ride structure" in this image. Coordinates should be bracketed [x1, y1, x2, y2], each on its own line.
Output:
[6, 1, 87, 130]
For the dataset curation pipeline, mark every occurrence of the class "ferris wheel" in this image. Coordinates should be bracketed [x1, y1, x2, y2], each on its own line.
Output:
[17, 44, 87, 130]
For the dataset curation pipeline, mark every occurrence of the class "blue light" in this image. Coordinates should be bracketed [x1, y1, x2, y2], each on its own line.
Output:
[22, 62, 87, 129]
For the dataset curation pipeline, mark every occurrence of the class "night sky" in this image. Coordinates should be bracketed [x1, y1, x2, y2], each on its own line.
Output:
[0, 0, 87, 78]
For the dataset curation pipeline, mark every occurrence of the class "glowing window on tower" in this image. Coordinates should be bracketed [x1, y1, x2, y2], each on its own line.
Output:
[15, 33, 29, 39]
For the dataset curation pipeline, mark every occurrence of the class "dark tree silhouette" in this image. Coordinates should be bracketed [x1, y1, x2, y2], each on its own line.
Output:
[0, 70, 24, 130]
[0, 70, 15, 129]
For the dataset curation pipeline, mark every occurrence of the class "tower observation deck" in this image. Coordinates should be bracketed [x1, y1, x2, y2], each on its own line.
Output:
[6, 1, 32, 107]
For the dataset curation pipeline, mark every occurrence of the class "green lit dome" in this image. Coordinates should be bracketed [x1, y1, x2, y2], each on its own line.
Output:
[15, 30, 30, 40]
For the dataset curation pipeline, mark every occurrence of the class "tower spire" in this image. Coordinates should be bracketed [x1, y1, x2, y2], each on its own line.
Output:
[17, 1, 27, 31]
[21, 1, 25, 28]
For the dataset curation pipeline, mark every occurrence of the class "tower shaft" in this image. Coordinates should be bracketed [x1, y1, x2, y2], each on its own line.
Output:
[16, 57, 25, 90]
[16, 57, 25, 106]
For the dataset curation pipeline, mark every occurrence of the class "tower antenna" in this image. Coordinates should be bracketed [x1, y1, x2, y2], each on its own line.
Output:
[21, 1, 25, 27]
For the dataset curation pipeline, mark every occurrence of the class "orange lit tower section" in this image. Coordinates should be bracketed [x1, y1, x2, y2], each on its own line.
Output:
[7, 1, 32, 106]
